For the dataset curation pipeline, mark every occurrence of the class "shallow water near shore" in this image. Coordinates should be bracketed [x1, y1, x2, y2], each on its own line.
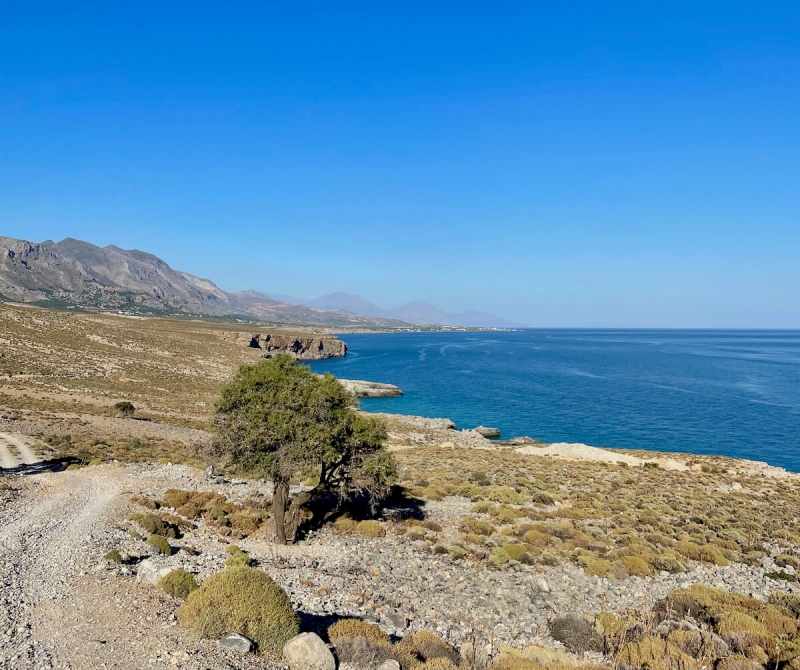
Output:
[309, 329, 800, 471]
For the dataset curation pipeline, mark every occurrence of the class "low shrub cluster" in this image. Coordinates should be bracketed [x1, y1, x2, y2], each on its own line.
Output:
[393, 445, 800, 577]
[128, 512, 180, 539]
[327, 621, 460, 670]
[160, 489, 268, 539]
[41, 432, 200, 467]
[545, 586, 800, 670]
[334, 516, 386, 537]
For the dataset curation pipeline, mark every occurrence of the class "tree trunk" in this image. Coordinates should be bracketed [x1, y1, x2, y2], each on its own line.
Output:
[284, 488, 317, 543]
[270, 478, 290, 545]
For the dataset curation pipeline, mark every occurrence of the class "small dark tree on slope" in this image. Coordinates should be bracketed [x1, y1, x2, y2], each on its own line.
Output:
[114, 401, 135, 417]
[208, 354, 393, 544]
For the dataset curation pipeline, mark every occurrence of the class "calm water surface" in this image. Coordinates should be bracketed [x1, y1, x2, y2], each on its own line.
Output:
[309, 330, 800, 471]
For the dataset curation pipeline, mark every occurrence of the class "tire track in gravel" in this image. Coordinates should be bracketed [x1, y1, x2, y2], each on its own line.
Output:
[0, 432, 42, 469]
[0, 467, 124, 668]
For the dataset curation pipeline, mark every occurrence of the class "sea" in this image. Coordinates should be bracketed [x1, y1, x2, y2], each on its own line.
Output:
[308, 330, 800, 471]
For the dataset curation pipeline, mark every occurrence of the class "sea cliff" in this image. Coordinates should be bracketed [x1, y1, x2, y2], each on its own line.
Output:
[220, 331, 347, 360]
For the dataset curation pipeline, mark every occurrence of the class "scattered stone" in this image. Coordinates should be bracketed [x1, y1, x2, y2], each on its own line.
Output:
[378, 660, 401, 670]
[220, 633, 254, 654]
[283, 632, 335, 670]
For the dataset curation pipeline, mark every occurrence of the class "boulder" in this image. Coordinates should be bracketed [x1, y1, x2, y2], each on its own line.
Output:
[220, 633, 254, 654]
[136, 559, 173, 585]
[378, 661, 401, 670]
[283, 632, 335, 670]
[474, 426, 501, 438]
[383, 609, 407, 630]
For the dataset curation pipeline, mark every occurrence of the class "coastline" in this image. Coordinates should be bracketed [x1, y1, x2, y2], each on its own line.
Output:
[375, 410, 797, 479]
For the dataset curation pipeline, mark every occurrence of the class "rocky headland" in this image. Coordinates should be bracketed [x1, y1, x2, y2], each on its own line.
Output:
[219, 331, 347, 360]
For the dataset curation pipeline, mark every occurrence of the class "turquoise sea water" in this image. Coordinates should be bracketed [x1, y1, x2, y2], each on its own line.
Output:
[308, 330, 800, 471]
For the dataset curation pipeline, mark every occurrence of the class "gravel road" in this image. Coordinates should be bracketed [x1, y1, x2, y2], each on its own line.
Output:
[0, 466, 125, 668]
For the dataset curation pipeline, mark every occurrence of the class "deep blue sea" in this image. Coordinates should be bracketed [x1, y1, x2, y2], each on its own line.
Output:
[308, 330, 800, 471]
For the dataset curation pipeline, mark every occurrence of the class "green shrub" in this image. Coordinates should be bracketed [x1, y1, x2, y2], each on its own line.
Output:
[471, 501, 495, 514]
[502, 544, 529, 561]
[355, 520, 385, 537]
[225, 546, 253, 567]
[699, 544, 730, 566]
[133, 496, 160, 510]
[147, 534, 173, 556]
[489, 547, 511, 566]
[328, 618, 390, 645]
[529, 491, 555, 506]
[584, 559, 617, 578]
[128, 513, 179, 538]
[616, 637, 691, 670]
[177, 567, 299, 654]
[104, 549, 122, 563]
[335, 516, 359, 532]
[456, 483, 483, 500]
[621, 555, 652, 577]
[409, 630, 459, 665]
[448, 545, 467, 559]
[651, 551, 686, 574]
[163, 489, 193, 508]
[460, 517, 494, 536]
[159, 569, 198, 599]
[485, 486, 524, 505]
[114, 401, 135, 416]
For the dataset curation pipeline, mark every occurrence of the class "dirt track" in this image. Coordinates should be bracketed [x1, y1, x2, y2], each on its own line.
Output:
[0, 433, 40, 470]
[0, 466, 125, 668]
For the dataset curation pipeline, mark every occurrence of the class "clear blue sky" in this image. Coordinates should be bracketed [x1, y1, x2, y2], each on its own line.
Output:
[1, 2, 799, 327]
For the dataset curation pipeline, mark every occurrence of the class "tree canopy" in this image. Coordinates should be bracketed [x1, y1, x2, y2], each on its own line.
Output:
[209, 354, 392, 543]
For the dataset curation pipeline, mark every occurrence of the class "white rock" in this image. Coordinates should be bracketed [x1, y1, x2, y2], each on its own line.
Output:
[536, 578, 550, 593]
[378, 661, 401, 670]
[283, 632, 335, 670]
[136, 559, 173, 585]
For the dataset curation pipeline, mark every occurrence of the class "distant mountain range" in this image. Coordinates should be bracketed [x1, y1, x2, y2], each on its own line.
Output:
[268, 291, 523, 328]
[0, 236, 520, 328]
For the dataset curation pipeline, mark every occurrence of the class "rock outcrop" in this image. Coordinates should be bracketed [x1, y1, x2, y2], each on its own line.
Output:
[220, 332, 347, 360]
[337, 379, 403, 397]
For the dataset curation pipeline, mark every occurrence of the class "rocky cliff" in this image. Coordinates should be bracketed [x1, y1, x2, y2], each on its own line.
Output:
[220, 331, 347, 360]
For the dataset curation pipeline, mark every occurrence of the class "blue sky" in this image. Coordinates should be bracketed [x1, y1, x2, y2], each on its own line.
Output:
[1, 2, 799, 327]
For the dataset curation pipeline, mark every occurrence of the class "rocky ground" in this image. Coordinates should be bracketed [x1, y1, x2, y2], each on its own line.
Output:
[3, 304, 800, 670]
[2, 442, 799, 670]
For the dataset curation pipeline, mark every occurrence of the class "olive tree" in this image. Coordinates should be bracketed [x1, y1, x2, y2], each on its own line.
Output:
[208, 354, 393, 544]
